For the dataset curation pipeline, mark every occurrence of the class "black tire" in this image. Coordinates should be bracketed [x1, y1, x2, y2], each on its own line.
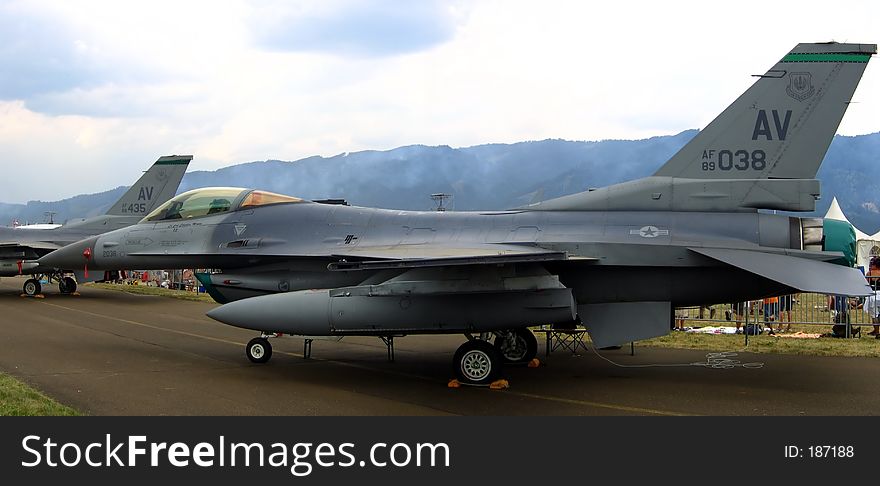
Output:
[494, 328, 538, 364]
[23, 279, 41, 296]
[453, 340, 502, 385]
[246, 337, 272, 364]
[62, 277, 77, 294]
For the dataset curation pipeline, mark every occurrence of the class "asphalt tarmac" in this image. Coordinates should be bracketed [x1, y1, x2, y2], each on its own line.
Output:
[1, 277, 879, 416]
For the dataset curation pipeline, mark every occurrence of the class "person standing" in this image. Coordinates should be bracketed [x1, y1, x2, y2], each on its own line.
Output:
[865, 280, 880, 337]
[829, 294, 851, 337]
[698, 305, 716, 321]
[867, 257, 880, 337]
[763, 296, 779, 334]
[674, 308, 688, 331]
[779, 294, 796, 333]
[732, 301, 747, 334]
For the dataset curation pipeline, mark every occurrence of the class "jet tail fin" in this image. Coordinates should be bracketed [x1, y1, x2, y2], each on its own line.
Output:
[654, 42, 875, 180]
[105, 155, 191, 217]
[528, 42, 875, 213]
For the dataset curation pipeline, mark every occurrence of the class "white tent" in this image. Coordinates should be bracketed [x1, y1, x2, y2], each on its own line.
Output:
[824, 197, 877, 270]
[859, 240, 880, 271]
[824, 197, 871, 240]
[860, 228, 880, 272]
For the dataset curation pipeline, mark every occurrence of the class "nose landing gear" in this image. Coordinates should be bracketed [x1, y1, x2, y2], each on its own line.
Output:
[246, 336, 273, 363]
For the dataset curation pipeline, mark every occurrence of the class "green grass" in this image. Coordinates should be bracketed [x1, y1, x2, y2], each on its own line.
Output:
[0, 373, 80, 416]
[650, 295, 880, 357]
[639, 330, 880, 358]
[87, 282, 216, 303]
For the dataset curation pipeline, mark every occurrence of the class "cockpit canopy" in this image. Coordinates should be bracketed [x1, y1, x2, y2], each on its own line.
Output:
[141, 188, 304, 222]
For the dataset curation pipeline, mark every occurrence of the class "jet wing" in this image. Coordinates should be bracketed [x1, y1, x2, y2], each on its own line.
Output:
[690, 247, 871, 296]
[0, 241, 62, 251]
[327, 244, 585, 271]
[93, 241, 590, 272]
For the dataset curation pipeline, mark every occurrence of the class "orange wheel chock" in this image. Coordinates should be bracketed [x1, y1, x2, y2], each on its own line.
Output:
[489, 379, 510, 390]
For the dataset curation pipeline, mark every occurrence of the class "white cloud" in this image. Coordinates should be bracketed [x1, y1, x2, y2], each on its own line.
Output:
[249, 0, 466, 57]
[0, 0, 877, 203]
[0, 100, 205, 197]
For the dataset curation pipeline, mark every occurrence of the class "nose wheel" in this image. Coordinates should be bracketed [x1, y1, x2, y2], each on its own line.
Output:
[246, 337, 273, 363]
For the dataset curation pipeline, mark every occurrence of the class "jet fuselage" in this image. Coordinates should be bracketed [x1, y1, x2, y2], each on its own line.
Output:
[41, 199, 819, 305]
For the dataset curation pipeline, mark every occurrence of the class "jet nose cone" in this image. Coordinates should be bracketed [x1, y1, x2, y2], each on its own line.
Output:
[207, 299, 259, 330]
[38, 236, 99, 270]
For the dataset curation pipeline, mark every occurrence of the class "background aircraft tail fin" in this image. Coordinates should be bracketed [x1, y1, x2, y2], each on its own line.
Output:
[654, 42, 875, 180]
[105, 155, 191, 217]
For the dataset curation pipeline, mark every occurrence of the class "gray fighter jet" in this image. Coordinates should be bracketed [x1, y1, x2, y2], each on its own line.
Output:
[2, 155, 191, 295]
[39, 43, 875, 384]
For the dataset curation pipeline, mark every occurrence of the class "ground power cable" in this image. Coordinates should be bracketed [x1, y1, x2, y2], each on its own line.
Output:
[588, 343, 764, 369]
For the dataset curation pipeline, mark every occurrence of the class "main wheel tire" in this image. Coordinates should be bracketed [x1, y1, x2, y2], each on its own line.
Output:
[23, 279, 41, 296]
[453, 340, 502, 385]
[495, 328, 538, 364]
[62, 277, 77, 294]
[246, 337, 273, 364]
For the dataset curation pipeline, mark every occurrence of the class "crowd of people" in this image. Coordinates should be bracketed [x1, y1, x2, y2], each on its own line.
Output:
[100, 269, 198, 291]
[726, 297, 793, 335]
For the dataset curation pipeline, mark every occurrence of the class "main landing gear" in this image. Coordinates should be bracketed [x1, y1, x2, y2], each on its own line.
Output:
[451, 328, 538, 386]
[493, 328, 538, 364]
[453, 339, 503, 386]
[23, 278, 41, 296]
[241, 328, 539, 387]
[58, 276, 77, 294]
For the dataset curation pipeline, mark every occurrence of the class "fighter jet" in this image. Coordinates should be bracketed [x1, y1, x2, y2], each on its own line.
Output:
[1, 155, 191, 295]
[39, 43, 875, 385]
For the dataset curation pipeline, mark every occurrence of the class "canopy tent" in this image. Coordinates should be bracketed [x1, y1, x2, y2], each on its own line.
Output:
[824, 197, 878, 271]
[858, 240, 880, 272]
[824, 197, 871, 240]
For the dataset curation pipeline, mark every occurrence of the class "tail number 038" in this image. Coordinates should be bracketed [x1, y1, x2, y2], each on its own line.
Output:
[701, 149, 767, 171]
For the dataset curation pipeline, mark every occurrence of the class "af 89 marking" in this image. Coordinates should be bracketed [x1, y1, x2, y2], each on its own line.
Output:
[701, 149, 767, 171]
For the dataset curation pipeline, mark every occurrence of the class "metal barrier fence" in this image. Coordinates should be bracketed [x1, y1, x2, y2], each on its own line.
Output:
[680, 294, 870, 326]
[678, 277, 879, 333]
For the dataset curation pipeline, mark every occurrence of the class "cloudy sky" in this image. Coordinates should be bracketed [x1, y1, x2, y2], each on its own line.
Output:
[0, 0, 877, 204]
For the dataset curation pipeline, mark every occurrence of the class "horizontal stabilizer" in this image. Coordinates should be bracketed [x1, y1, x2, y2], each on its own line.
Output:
[690, 247, 871, 296]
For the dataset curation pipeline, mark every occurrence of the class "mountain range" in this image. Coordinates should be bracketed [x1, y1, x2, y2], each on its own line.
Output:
[3, 130, 880, 234]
